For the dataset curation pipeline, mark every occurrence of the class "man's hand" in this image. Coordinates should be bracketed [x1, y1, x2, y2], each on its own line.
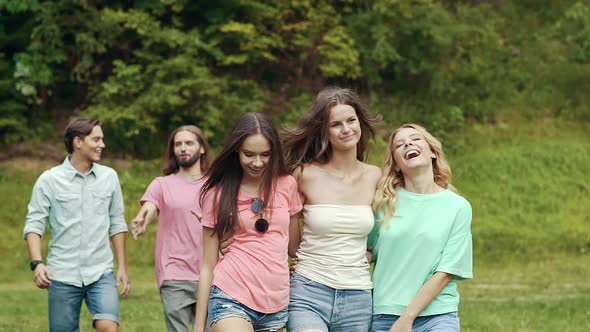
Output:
[117, 268, 130, 298]
[131, 210, 148, 240]
[33, 264, 52, 289]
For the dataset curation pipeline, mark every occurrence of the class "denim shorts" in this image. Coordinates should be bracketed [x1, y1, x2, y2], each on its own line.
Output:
[48, 272, 119, 332]
[288, 273, 372, 332]
[207, 286, 288, 331]
[371, 312, 460, 332]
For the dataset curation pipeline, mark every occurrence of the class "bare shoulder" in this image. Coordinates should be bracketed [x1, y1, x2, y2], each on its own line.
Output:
[362, 163, 382, 183]
[295, 163, 322, 182]
[292, 164, 303, 180]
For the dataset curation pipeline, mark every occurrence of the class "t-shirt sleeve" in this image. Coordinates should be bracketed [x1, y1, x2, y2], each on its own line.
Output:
[140, 178, 163, 210]
[436, 200, 473, 280]
[367, 211, 382, 259]
[200, 190, 218, 229]
[286, 175, 303, 216]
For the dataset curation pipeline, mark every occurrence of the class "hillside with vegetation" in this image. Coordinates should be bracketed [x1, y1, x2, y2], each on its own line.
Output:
[1, 0, 590, 156]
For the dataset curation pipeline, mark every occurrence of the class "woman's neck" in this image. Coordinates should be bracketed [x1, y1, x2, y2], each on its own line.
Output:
[241, 176, 263, 196]
[327, 148, 359, 173]
[403, 170, 443, 194]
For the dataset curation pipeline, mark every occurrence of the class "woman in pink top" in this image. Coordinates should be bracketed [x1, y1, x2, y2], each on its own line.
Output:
[194, 112, 302, 332]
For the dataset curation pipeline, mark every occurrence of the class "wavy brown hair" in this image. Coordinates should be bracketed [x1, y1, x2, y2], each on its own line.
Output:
[283, 86, 380, 172]
[162, 125, 211, 176]
[199, 113, 288, 239]
[373, 124, 454, 221]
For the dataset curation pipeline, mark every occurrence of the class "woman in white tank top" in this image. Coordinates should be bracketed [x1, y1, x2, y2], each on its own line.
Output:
[282, 87, 382, 332]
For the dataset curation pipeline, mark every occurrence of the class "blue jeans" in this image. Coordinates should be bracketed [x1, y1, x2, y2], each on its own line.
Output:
[371, 312, 460, 332]
[208, 286, 288, 331]
[287, 273, 372, 332]
[48, 272, 119, 332]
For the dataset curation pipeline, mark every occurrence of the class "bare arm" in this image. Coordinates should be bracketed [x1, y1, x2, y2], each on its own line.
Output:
[111, 232, 130, 297]
[288, 213, 301, 258]
[26, 232, 43, 261]
[389, 272, 453, 332]
[26, 233, 52, 288]
[289, 166, 305, 258]
[194, 227, 219, 332]
[131, 201, 159, 239]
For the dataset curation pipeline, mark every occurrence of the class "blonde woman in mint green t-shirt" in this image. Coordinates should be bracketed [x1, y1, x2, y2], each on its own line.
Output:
[371, 124, 473, 332]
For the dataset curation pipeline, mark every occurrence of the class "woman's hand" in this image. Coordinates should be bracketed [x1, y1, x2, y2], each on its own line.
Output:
[219, 237, 233, 255]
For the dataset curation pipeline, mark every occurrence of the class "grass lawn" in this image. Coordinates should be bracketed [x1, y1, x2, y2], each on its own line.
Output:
[1, 256, 588, 331]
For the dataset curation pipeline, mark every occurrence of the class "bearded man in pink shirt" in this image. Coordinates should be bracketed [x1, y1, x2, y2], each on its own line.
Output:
[131, 125, 211, 332]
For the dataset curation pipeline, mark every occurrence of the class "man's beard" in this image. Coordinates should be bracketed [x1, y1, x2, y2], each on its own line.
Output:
[176, 153, 200, 169]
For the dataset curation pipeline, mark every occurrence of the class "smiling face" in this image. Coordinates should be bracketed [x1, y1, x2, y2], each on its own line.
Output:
[391, 127, 436, 174]
[239, 133, 271, 181]
[74, 125, 105, 163]
[173, 130, 204, 169]
[327, 104, 361, 152]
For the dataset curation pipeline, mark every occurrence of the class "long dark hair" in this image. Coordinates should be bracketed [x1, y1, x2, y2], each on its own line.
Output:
[199, 113, 288, 238]
[283, 86, 380, 172]
[162, 125, 211, 175]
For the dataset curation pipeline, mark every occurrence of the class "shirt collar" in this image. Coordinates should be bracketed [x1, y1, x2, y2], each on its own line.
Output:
[63, 156, 97, 180]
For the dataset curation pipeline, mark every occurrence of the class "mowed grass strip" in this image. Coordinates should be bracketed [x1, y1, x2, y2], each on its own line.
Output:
[1, 257, 588, 331]
[460, 255, 590, 332]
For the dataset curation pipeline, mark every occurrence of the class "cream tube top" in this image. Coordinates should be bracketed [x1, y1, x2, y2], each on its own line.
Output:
[294, 204, 374, 290]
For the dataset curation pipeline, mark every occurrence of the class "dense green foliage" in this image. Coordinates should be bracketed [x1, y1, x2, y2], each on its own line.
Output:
[1, 0, 589, 155]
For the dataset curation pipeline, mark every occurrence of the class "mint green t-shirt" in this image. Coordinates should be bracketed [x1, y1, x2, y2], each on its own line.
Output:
[369, 188, 473, 316]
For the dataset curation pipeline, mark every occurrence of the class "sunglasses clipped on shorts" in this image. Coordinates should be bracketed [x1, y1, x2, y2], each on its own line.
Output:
[251, 198, 269, 233]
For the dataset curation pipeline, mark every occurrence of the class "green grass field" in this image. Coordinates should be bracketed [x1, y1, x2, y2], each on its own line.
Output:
[1, 117, 589, 331]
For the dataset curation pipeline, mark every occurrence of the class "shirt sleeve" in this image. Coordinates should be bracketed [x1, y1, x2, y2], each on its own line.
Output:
[108, 170, 128, 236]
[287, 175, 303, 216]
[140, 177, 163, 210]
[23, 172, 51, 239]
[200, 189, 218, 229]
[436, 200, 473, 280]
[367, 211, 382, 258]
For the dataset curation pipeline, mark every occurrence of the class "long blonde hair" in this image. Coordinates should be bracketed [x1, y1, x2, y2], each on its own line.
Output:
[373, 124, 454, 221]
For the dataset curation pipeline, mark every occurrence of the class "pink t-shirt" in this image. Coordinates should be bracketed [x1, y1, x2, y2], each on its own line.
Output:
[201, 175, 302, 313]
[141, 174, 206, 287]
